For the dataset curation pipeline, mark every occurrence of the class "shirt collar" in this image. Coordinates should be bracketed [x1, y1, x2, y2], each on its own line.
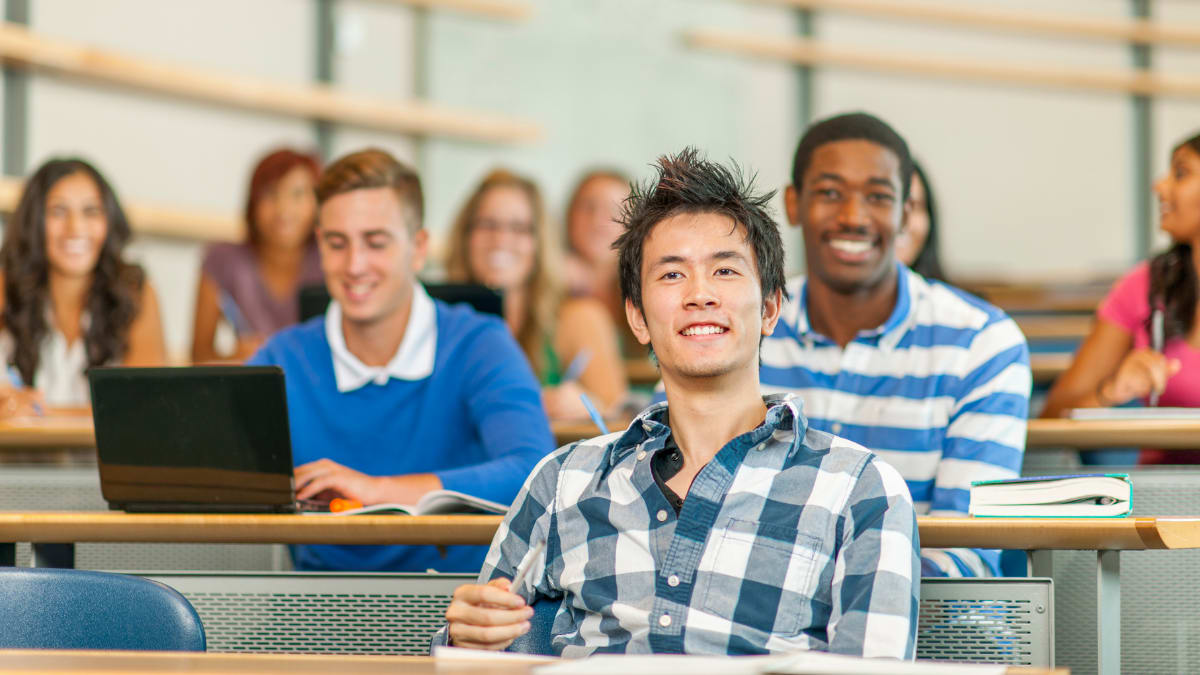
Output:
[325, 284, 437, 393]
[792, 260, 918, 352]
[606, 392, 810, 469]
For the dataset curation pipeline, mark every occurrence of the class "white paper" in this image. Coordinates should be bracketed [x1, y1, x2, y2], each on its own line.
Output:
[433, 645, 555, 662]
[535, 654, 788, 675]
[767, 651, 1006, 674]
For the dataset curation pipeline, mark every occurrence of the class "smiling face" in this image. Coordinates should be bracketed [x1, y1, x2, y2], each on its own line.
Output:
[626, 211, 781, 381]
[1155, 144, 1200, 245]
[568, 175, 628, 266]
[466, 185, 537, 292]
[786, 139, 908, 294]
[317, 187, 427, 328]
[43, 171, 109, 279]
[254, 166, 317, 251]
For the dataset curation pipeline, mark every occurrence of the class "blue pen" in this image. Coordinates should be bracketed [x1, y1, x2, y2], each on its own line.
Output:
[561, 349, 592, 384]
[579, 392, 609, 435]
[6, 365, 43, 416]
[218, 290, 251, 336]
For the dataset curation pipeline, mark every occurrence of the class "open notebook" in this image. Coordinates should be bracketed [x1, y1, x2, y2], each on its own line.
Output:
[314, 489, 507, 516]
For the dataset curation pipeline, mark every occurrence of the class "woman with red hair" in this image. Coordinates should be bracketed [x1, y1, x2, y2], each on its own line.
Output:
[191, 149, 323, 362]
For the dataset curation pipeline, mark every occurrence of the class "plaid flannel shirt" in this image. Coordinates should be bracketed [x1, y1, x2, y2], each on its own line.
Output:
[468, 392, 919, 658]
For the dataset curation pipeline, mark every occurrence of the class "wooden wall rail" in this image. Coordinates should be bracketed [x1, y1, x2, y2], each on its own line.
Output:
[372, 0, 532, 21]
[746, 0, 1200, 49]
[685, 29, 1200, 99]
[0, 177, 240, 243]
[0, 22, 541, 145]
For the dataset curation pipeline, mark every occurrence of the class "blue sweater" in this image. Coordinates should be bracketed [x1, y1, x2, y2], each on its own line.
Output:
[248, 300, 554, 572]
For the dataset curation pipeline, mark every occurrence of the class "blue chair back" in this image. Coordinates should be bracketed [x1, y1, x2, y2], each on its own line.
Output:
[0, 568, 205, 651]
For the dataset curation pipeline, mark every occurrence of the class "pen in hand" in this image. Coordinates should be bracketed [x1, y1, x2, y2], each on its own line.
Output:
[509, 541, 547, 601]
[579, 392, 609, 435]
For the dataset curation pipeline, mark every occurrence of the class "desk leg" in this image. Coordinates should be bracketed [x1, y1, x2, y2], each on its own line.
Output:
[30, 543, 74, 569]
[1030, 549, 1053, 578]
[0, 543, 13, 566]
[1097, 550, 1120, 675]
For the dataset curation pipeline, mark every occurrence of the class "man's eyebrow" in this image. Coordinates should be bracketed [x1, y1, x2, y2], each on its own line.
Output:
[809, 172, 845, 184]
[867, 177, 898, 190]
[712, 250, 749, 263]
[649, 254, 687, 268]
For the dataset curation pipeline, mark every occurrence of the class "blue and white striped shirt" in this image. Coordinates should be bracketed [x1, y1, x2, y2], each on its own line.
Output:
[760, 264, 1030, 577]
[455, 394, 920, 658]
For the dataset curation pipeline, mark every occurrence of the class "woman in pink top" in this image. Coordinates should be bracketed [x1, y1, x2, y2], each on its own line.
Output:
[1043, 132, 1200, 463]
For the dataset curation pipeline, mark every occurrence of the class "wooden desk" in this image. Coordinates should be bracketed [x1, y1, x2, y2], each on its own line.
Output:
[1030, 352, 1071, 385]
[0, 416, 93, 448]
[1014, 314, 1092, 341]
[624, 357, 659, 387]
[0, 650, 1068, 674]
[1026, 418, 1200, 449]
[552, 419, 619, 445]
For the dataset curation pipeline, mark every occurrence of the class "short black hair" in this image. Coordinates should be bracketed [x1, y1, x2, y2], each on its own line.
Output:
[791, 112, 914, 200]
[614, 147, 789, 312]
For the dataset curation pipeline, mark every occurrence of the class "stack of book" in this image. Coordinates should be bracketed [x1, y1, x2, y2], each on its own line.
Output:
[969, 474, 1132, 518]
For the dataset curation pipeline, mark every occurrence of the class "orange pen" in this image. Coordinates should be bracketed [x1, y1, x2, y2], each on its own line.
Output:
[329, 498, 364, 513]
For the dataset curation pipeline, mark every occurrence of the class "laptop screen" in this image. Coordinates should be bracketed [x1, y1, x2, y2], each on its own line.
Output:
[89, 366, 294, 511]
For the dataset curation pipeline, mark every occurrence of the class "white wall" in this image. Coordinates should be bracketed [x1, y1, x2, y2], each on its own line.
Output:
[10, 0, 1196, 357]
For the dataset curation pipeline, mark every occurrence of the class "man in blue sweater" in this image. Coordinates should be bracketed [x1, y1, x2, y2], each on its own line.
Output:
[248, 148, 554, 573]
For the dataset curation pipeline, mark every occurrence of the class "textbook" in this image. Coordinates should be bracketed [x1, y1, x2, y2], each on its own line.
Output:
[1067, 407, 1200, 421]
[969, 474, 1132, 518]
[321, 490, 508, 516]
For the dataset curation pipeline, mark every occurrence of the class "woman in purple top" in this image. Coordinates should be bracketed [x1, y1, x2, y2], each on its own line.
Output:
[1043, 131, 1200, 462]
[191, 149, 324, 362]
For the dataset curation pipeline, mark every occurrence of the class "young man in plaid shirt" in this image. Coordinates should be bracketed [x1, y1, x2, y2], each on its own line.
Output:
[443, 148, 920, 658]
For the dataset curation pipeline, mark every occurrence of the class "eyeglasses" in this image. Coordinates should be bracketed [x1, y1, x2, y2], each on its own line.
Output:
[471, 218, 535, 236]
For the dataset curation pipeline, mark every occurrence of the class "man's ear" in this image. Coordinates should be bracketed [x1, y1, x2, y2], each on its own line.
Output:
[625, 298, 652, 346]
[761, 287, 783, 337]
[784, 185, 802, 228]
[411, 228, 430, 273]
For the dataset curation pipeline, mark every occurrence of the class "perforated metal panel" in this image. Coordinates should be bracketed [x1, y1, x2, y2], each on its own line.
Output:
[1026, 467, 1200, 674]
[0, 465, 288, 570]
[916, 578, 1052, 666]
[140, 572, 473, 655]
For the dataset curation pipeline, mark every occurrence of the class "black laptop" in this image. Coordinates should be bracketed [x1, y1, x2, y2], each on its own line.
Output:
[298, 282, 504, 323]
[88, 366, 296, 513]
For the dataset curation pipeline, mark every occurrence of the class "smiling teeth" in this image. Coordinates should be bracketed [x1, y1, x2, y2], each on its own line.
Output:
[62, 239, 91, 255]
[682, 325, 726, 336]
[830, 239, 872, 254]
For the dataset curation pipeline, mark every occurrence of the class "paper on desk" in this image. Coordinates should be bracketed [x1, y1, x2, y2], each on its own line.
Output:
[433, 645, 555, 662]
[766, 651, 1006, 674]
[535, 654, 788, 675]
[532, 652, 1004, 675]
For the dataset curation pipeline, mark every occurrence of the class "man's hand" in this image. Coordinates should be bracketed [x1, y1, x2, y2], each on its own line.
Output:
[295, 459, 382, 502]
[294, 459, 443, 504]
[445, 578, 533, 651]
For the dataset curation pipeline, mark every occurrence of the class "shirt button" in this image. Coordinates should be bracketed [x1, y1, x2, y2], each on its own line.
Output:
[636, 451, 647, 461]
[831, 422, 843, 434]
[667, 574, 680, 587]
[656, 510, 668, 522]
[659, 613, 672, 627]
[642, 423, 652, 432]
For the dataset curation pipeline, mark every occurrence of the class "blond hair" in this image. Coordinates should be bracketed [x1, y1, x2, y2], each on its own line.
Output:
[445, 169, 562, 376]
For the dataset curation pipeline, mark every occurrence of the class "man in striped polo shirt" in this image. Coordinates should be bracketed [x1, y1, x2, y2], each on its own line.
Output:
[763, 112, 1031, 577]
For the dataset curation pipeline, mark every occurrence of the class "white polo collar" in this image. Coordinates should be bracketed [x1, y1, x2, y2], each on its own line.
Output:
[325, 284, 437, 392]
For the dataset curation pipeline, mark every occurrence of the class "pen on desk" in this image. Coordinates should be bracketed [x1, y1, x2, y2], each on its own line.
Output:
[1150, 307, 1164, 407]
[510, 541, 547, 600]
[6, 365, 43, 416]
[579, 392, 609, 435]
[560, 349, 592, 384]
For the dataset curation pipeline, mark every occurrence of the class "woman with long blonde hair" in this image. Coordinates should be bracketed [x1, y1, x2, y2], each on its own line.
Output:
[446, 169, 627, 419]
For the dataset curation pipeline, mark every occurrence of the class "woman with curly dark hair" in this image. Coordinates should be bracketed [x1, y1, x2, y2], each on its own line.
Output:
[1043, 132, 1200, 462]
[0, 158, 165, 416]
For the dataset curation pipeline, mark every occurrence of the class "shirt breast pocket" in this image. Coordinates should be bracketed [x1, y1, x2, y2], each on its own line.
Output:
[701, 518, 823, 636]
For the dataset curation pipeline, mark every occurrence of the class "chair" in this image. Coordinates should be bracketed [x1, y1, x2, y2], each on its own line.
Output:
[0, 568, 205, 651]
